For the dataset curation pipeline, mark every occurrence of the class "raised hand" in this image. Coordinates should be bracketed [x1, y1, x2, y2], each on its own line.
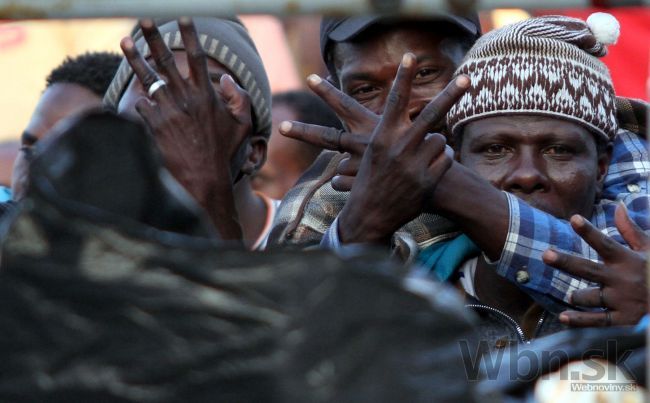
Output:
[543, 203, 649, 327]
[279, 74, 379, 191]
[120, 17, 251, 241]
[333, 53, 469, 244]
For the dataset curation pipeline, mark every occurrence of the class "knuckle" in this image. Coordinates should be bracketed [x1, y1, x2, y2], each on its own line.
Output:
[339, 94, 356, 111]
[421, 105, 441, 123]
[386, 91, 403, 108]
[598, 237, 619, 257]
[188, 48, 206, 61]
[368, 139, 387, 155]
[141, 72, 159, 88]
[157, 51, 176, 70]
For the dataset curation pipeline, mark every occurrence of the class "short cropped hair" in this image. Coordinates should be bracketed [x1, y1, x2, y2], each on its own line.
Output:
[46, 52, 122, 97]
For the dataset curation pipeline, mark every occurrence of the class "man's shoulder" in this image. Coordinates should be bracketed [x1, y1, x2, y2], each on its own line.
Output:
[615, 97, 648, 136]
[267, 151, 349, 248]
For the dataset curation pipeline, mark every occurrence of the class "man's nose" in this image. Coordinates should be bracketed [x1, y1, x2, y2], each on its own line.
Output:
[502, 152, 549, 194]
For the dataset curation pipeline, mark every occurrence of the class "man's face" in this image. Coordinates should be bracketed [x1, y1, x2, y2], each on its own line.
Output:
[333, 25, 458, 119]
[12, 83, 103, 199]
[458, 115, 609, 220]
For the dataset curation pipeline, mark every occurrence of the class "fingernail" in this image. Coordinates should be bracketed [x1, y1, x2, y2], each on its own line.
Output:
[570, 215, 585, 228]
[120, 37, 134, 49]
[179, 16, 192, 25]
[307, 74, 322, 85]
[220, 74, 234, 85]
[543, 249, 557, 263]
[618, 200, 628, 213]
[456, 75, 470, 88]
[559, 313, 569, 324]
[401, 53, 415, 68]
[279, 121, 292, 134]
[140, 18, 154, 29]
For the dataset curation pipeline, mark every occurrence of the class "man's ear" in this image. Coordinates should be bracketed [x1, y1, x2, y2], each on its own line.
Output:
[240, 135, 268, 176]
[595, 142, 613, 201]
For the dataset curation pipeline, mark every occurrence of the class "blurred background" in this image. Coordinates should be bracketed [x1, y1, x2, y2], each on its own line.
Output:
[0, 7, 648, 186]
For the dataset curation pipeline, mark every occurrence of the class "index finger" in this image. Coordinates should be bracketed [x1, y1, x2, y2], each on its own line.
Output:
[306, 74, 378, 132]
[410, 75, 470, 138]
[178, 17, 210, 90]
[279, 121, 366, 154]
[570, 215, 627, 261]
[542, 248, 608, 285]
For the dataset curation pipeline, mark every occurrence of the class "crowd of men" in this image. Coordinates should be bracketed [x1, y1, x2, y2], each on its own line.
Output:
[3, 9, 649, 401]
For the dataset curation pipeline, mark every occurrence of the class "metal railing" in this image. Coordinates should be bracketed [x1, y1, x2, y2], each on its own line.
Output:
[0, 0, 648, 19]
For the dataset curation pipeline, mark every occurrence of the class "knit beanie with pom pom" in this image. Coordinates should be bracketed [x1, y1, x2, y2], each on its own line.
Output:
[447, 13, 620, 141]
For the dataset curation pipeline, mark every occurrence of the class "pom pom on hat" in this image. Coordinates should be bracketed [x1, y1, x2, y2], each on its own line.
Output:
[586, 12, 620, 45]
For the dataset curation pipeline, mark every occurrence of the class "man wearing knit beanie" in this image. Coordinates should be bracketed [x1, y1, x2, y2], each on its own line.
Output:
[438, 14, 649, 330]
[106, 17, 278, 249]
[298, 13, 649, 329]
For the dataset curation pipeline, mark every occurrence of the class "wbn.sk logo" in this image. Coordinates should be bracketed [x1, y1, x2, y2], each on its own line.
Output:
[458, 339, 636, 384]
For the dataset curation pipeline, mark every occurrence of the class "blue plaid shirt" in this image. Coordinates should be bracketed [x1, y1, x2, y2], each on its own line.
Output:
[498, 128, 650, 311]
[322, 128, 650, 312]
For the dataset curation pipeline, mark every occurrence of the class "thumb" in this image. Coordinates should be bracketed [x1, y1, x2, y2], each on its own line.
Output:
[219, 74, 250, 121]
[615, 201, 650, 252]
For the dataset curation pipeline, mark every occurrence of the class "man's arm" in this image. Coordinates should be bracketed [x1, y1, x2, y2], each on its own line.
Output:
[283, 73, 650, 312]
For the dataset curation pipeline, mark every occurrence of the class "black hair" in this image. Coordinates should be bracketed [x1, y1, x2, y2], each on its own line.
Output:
[46, 52, 122, 97]
[273, 90, 344, 166]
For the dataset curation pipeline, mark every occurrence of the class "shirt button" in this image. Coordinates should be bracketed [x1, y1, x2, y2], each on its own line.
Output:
[627, 183, 640, 193]
[516, 270, 530, 284]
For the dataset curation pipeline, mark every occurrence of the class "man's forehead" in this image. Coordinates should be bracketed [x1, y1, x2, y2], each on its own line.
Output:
[334, 29, 447, 75]
[463, 115, 595, 141]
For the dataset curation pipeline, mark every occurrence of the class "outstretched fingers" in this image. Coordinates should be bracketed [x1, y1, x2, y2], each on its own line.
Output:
[138, 18, 185, 97]
[178, 17, 211, 90]
[279, 121, 366, 154]
[120, 36, 169, 104]
[306, 74, 378, 131]
[410, 75, 470, 142]
[570, 215, 627, 261]
[542, 248, 609, 285]
[380, 53, 417, 132]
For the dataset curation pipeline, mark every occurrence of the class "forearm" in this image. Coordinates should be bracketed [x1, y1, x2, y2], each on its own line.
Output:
[431, 161, 509, 261]
[179, 169, 244, 243]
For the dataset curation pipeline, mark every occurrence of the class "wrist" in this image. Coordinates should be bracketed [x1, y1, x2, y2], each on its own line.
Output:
[337, 205, 393, 245]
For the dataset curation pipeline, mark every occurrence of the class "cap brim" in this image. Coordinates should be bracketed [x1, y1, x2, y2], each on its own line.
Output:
[328, 14, 479, 43]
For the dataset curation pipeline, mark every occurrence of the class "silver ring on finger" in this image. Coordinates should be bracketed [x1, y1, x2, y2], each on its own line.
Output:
[148, 79, 167, 98]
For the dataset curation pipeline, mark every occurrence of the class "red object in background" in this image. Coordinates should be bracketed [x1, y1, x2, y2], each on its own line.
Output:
[0, 25, 26, 50]
[540, 7, 650, 101]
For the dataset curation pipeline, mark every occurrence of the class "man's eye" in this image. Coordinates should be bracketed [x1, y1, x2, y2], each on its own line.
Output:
[350, 85, 376, 96]
[485, 144, 509, 155]
[545, 145, 573, 155]
[414, 68, 439, 80]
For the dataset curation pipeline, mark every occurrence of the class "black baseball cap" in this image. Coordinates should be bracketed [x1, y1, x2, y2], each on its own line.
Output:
[320, 14, 482, 78]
